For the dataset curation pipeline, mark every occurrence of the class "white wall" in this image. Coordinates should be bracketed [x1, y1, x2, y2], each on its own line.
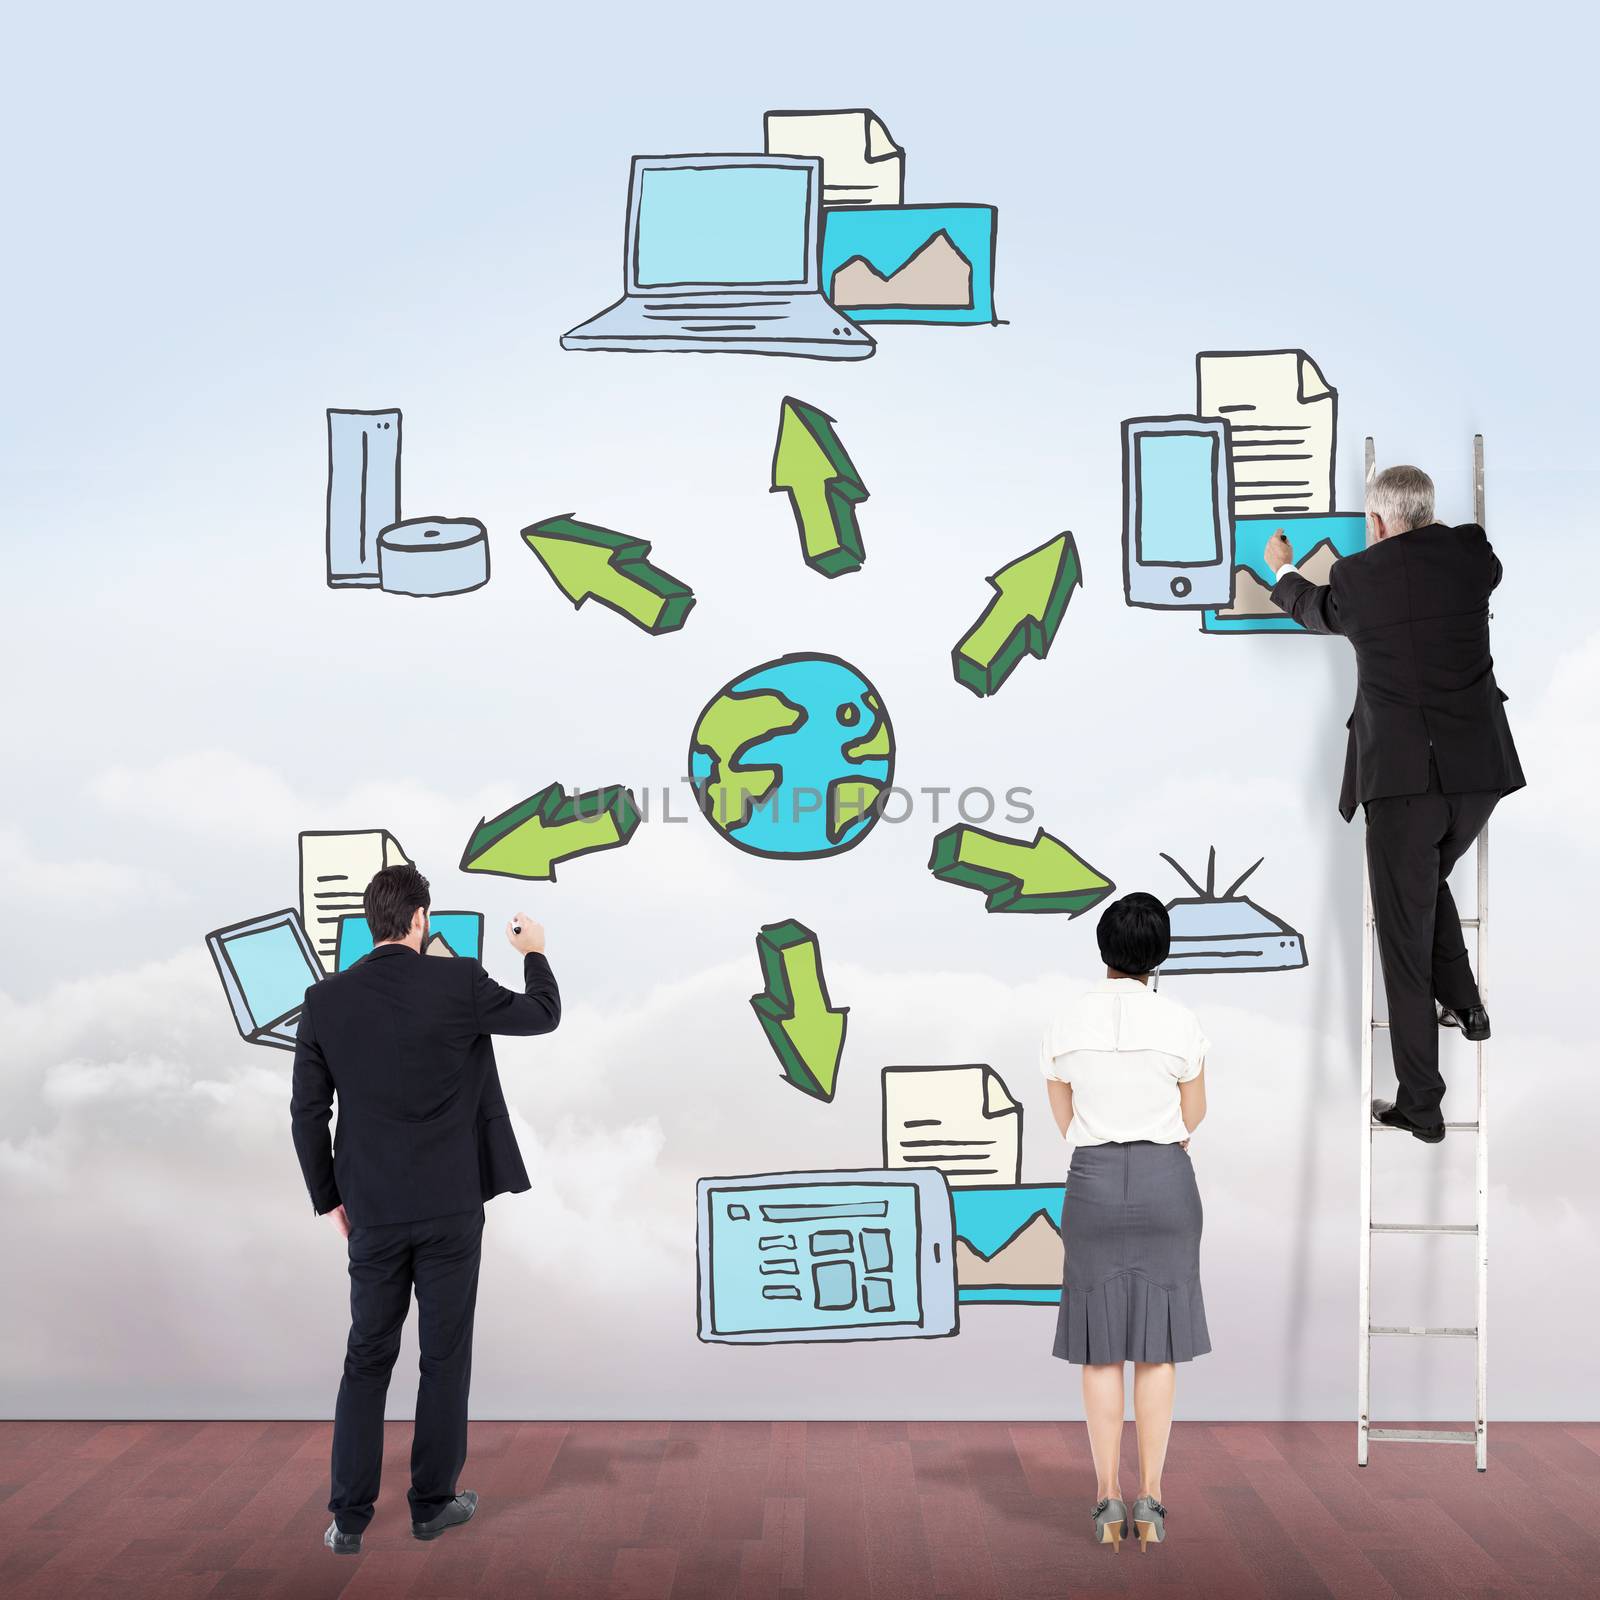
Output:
[3, 0, 1597, 1421]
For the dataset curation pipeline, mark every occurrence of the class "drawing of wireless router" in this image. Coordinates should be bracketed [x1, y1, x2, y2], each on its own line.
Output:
[1157, 847, 1307, 975]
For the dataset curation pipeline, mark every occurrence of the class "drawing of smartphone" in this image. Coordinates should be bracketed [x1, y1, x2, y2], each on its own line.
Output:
[1122, 415, 1235, 609]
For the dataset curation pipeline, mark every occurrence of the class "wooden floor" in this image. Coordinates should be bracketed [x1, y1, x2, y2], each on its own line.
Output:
[1, 1420, 1597, 1599]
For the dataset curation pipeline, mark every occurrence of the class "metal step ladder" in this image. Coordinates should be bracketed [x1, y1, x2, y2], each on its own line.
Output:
[1357, 434, 1490, 1472]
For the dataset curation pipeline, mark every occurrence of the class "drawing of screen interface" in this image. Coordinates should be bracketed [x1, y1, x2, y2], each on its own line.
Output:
[211, 913, 321, 1047]
[703, 1178, 925, 1338]
[633, 164, 811, 288]
[1125, 418, 1234, 608]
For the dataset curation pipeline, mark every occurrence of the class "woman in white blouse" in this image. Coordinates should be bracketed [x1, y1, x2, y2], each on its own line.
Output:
[1040, 892, 1209, 1553]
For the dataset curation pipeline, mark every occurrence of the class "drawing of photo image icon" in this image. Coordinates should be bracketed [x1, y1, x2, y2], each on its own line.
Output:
[561, 155, 875, 361]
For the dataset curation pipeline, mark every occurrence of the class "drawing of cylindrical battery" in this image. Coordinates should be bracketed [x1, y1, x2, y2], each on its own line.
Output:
[1121, 415, 1235, 609]
[325, 408, 401, 588]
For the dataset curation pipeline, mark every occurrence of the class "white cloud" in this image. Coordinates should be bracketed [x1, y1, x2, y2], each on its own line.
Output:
[0, 826, 180, 910]
[5, 941, 1593, 1421]
[1514, 630, 1600, 852]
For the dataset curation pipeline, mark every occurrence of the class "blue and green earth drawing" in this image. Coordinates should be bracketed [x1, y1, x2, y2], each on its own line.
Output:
[689, 653, 895, 859]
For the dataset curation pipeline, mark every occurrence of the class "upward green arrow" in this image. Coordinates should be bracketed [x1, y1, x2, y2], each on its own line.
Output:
[770, 397, 868, 577]
[522, 515, 695, 634]
[460, 782, 641, 881]
[952, 532, 1082, 697]
[749, 918, 849, 1101]
[928, 824, 1114, 916]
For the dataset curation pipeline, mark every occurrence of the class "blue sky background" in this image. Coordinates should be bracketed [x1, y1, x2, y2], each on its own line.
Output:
[2, 1, 1596, 1419]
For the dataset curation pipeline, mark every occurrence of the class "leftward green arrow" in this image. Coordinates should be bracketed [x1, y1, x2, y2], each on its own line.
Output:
[460, 782, 641, 881]
[952, 532, 1082, 697]
[770, 397, 868, 578]
[928, 824, 1114, 916]
[522, 515, 695, 634]
[749, 918, 849, 1101]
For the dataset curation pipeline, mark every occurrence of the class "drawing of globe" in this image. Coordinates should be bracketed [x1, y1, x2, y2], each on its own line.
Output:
[688, 652, 896, 859]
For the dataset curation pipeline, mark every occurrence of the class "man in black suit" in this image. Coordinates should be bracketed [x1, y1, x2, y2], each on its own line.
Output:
[291, 863, 560, 1553]
[1266, 465, 1523, 1143]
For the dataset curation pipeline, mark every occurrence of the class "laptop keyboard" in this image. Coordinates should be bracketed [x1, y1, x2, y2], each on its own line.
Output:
[641, 298, 797, 329]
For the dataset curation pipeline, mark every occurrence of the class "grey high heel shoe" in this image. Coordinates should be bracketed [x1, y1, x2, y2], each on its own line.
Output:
[1091, 1496, 1127, 1549]
[1131, 1494, 1166, 1551]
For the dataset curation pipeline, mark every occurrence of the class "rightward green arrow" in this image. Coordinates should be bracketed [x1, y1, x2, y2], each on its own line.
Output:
[952, 532, 1082, 697]
[928, 824, 1114, 916]
[770, 397, 868, 577]
[522, 515, 695, 634]
[460, 782, 641, 881]
[749, 918, 849, 1101]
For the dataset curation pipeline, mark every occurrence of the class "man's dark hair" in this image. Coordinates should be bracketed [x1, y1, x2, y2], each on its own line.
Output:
[1096, 891, 1170, 977]
[363, 863, 431, 943]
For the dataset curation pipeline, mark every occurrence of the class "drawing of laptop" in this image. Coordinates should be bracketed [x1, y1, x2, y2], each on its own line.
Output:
[562, 154, 875, 360]
[206, 908, 322, 1051]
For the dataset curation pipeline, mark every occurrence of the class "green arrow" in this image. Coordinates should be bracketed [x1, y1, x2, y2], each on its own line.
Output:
[952, 532, 1082, 697]
[928, 824, 1114, 916]
[770, 397, 868, 577]
[522, 515, 695, 634]
[460, 782, 641, 881]
[749, 918, 849, 1101]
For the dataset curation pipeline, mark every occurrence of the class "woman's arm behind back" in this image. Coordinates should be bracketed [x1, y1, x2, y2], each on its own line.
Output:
[1180, 1065, 1207, 1134]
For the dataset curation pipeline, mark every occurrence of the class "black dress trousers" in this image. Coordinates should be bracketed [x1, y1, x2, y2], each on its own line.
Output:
[1364, 757, 1499, 1129]
[330, 1206, 485, 1534]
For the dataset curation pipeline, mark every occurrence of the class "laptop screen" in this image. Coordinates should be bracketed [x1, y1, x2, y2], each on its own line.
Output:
[634, 163, 812, 289]
[223, 920, 319, 1029]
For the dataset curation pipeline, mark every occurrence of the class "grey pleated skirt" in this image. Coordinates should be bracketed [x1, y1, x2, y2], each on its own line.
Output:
[1052, 1140, 1211, 1365]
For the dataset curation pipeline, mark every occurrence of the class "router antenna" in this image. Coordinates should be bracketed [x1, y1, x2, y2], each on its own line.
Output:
[1224, 856, 1265, 899]
[1160, 851, 1207, 898]
[1206, 846, 1217, 898]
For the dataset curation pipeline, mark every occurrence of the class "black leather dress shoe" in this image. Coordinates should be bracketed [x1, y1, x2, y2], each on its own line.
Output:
[1372, 1099, 1445, 1144]
[1438, 1004, 1490, 1041]
[324, 1520, 362, 1555]
[412, 1490, 478, 1541]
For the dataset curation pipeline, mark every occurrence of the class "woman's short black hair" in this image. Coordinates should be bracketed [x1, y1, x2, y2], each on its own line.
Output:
[363, 863, 432, 943]
[1096, 891, 1170, 976]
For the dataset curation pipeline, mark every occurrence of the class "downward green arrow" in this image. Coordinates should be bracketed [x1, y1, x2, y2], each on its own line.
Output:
[928, 824, 1114, 916]
[522, 515, 695, 634]
[953, 532, 1082, 697]
[460, 782, 641, 881]
[770, 397, 868, 577]
[749, 918, 849, 1101]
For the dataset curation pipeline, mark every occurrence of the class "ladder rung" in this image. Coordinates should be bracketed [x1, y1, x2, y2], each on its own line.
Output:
[1370, 1222, 1478, 1234]
[1459, 917, 1480, 928]
[1370, 1119, 1479, 1132]
[1371, 1019, 1390, 1030]
[1369, 1324, 1477, 1339]
[1367, 1427, 1477, 1445]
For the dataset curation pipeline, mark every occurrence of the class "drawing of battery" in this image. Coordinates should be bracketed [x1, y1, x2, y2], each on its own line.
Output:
[1121, 416, 1235, 610]
[695, 1168, 958, 1344]
[325, 408, 401, 588]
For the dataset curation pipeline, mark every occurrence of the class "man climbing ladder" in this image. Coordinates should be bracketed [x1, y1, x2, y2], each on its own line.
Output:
[1263, 452, 1523, 1138]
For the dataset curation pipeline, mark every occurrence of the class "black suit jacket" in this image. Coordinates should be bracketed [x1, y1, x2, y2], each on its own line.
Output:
[1270, 522, 1524, 820]
[290, 944, 561, 1227]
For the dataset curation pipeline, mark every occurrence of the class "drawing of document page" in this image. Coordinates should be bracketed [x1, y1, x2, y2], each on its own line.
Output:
[298, 830, 410, 971]
[763, 109, 905, 206]
[1197, 349, 1337, 517]
[881, 1064, 1023, 1187]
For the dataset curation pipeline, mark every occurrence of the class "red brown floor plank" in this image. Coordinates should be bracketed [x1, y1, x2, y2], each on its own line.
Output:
[1, 1421, 1598, 1598]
